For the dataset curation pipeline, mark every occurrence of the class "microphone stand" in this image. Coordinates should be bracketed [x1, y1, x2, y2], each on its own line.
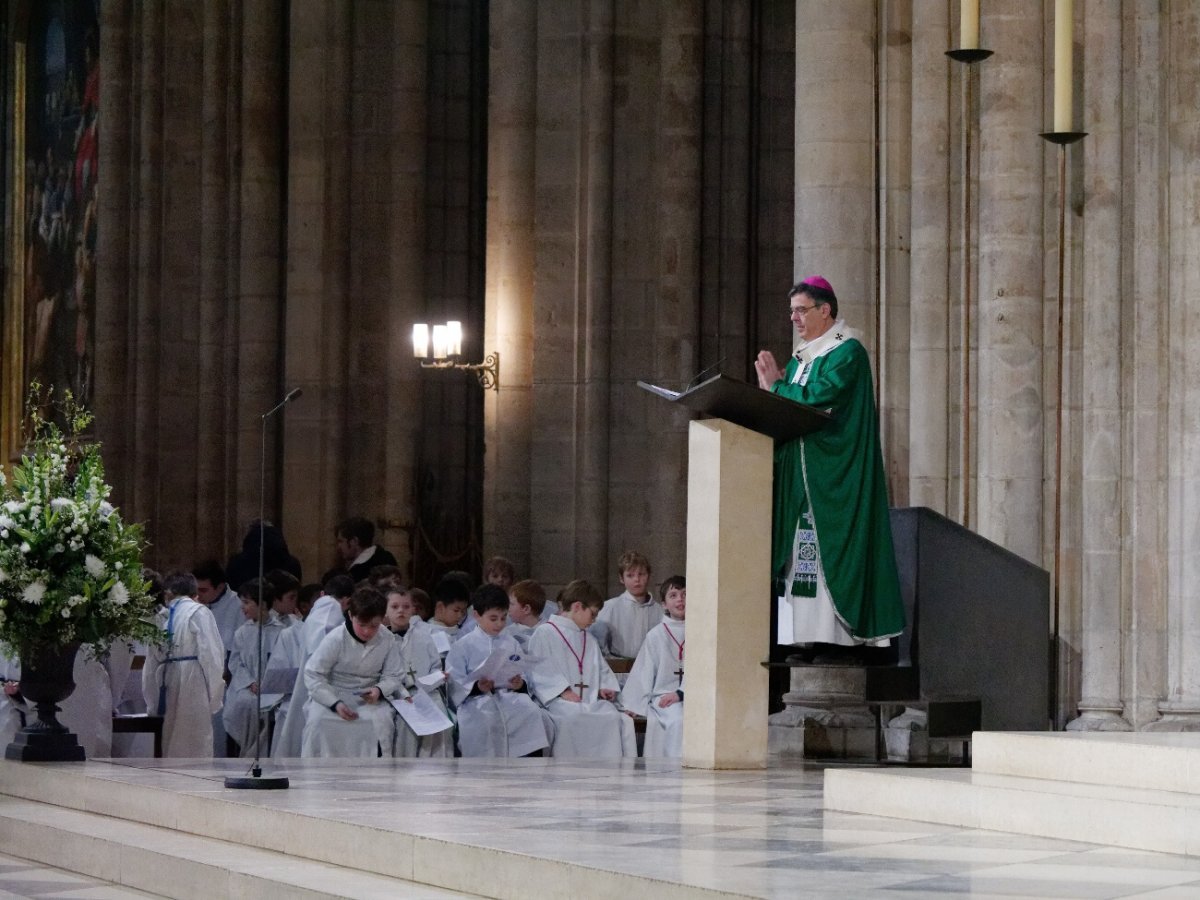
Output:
[224, 389, 302, 790]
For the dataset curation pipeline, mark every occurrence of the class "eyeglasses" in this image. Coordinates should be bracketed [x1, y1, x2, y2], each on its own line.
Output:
[789, 305, 818, 317]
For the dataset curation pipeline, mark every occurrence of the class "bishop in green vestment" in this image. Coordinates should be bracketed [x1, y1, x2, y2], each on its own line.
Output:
[754, 276, 905, 644]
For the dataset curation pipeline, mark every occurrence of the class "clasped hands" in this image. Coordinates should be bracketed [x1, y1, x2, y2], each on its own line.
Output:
[754, 351, 784, 390]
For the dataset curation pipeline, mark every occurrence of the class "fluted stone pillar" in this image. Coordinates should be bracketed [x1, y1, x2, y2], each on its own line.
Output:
[483, 0, 537, 575]
[794, 1, 875, 336]
[1067, 0, 1130, 733]
[973, 1, 1044, 564]
[907, 2, 952, 514]
[530, 1, 614, 587]
[1148, 2, 1200, 732]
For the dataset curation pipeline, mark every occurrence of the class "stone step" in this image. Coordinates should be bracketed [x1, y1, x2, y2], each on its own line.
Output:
[972, 731, 1200, 794]
[823, 764, 1200, 857]
[0, 795, 473, 899]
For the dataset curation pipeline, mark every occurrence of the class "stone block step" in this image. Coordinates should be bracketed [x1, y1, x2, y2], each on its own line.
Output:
[972, 731, 1200, 794]
[0, 795, 473, 899]
[823, 765, 1200, 856]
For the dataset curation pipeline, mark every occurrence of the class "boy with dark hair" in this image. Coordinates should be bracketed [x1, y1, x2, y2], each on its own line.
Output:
[446, 585, 551, 757]
[223, 578, 289, 757]
[624, 575, 687, 757]
[192, 558, 243, 652]
[302, 587, 406, 757]
[387, 587, 452, 758]
[528, 580, 636, 758]
[426, 575, 470, 650]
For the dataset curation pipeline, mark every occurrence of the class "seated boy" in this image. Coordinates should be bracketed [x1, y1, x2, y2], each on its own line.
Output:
[425, 576, 470, 652]
[483, 556, 516, 591]
[447, 585, 551, 757]
[142, 570, 226, 758]
[528, 580, 636, 758]
[302, 586, 406, 758]
[504, 579, 545, 650]
[387, 587, 452, 757]
[623, 575, 686, 757]
[592, 550, 662, 658]
[223, 578, 290, 757]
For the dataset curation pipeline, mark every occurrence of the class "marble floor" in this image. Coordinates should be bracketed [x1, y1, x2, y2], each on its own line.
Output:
[0, 851, 162, 900]
[6, 756, 1200, 899]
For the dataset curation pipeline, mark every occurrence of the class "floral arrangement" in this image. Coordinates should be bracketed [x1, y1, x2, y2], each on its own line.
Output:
[0, 385, 161, 657]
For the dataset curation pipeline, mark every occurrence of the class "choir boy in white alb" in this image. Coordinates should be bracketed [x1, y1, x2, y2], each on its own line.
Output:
[387, 588, 453, 757]
[446, 585, 552, 757]
[266, 569, 303, 625]
[141, 571, 226, 757]
[425, 577, 470, 649]
[271, 575, 356, 758]
[592, 550, 661, 658]
[223, 578, 290, 757]
[0, 651, 27, 747]
[194, 559, 244, 756]
[483, 556, 515, 590]
[302, 587, 407, 758]
[528, 580, 636, 758]
[623, 575, 686, 757]
[503, 579, 546, 650]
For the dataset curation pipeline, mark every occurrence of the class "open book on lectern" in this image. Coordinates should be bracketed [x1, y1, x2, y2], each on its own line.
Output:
[636, 374, 832, 443]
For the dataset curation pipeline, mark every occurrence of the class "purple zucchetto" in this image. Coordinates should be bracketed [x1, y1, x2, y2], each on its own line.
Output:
[801, 275, 834, 294]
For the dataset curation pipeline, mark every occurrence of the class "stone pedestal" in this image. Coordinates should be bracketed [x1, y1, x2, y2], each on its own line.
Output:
[767, 667, 877, 760]
[682, 419, 772, 770]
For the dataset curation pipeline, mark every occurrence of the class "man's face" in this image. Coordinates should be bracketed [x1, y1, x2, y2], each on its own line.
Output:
[336, 534, 361, 563]
[195, 578, 223, 606]
[476, 608, 508, 637]
[789, 294, 833, 342]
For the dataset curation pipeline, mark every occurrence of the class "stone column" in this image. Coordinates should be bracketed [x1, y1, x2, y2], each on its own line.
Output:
[1148, 2, 1200, 732]
[483, 0, 537, 575]
[1067, 0, 1130, 733]
[793, 1, 875, 337]
[1126, 0, 1167, 730]
[973, 0, 1044, 564]
[907, 1, 952, 513]
[530, 0, 614, 587]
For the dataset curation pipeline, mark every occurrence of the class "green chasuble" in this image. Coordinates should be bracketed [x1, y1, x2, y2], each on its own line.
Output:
[770, 335, 905, 641]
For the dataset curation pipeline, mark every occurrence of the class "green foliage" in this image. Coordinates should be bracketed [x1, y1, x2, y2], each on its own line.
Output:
[0, 383, 163, 656]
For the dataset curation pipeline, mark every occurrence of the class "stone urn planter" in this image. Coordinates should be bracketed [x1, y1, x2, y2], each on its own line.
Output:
[5, 642, 86, 761]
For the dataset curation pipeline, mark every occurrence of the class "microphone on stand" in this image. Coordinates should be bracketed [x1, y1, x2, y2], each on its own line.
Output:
[225, 387, 304, 791]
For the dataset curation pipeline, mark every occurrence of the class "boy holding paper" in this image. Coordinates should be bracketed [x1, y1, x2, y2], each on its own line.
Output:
[445, 585, 552, 757]
[387, 588, 453, 757]
[301, 587, 407, 758]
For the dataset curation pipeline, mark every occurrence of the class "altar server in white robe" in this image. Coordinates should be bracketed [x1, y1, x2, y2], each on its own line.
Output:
[503, 579, 546, 651]
[386, 588, 452, 757]
[528, 580, 636, 758]
[223, 578, 289, 757]
[142, 571, 225, 757]
[302, 586, 407, 758]
[425, 577, 470, 650]
[623, 576, 686, 758]
[271, 575, 356, 758]
[591, 550, 661, 659]
[446, 586, 552, 758]
[59, 645, 113, 757]
[0, 652, 28, 747]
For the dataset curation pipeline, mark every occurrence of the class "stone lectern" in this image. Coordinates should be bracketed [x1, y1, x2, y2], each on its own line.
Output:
[638, 375, 830, 769]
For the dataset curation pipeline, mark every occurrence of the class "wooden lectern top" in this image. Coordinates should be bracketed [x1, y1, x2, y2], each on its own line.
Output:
[637, 374, 831, 442]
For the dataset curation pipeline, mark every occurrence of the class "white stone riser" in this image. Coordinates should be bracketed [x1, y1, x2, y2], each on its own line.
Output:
[0, 762, 749, 900]
[824, 766, 1200, 857]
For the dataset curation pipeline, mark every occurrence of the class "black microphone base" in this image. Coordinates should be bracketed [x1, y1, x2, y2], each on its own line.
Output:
[225, 768, 290, 790]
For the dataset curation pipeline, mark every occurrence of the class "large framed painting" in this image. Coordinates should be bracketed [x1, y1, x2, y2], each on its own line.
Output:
[2, 0, 99, 460]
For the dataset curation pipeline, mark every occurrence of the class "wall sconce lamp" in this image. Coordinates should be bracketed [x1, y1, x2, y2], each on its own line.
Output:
[412, 320, 500, 391]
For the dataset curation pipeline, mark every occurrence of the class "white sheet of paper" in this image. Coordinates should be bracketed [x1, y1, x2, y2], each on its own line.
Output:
[259, 667, 298, 694]
[417, 671, 446, 692]
[257, 692, 286, 711]
[391, 691, 453, 736]
[431, 630, 452, 655]
[469, 646, 540, 687]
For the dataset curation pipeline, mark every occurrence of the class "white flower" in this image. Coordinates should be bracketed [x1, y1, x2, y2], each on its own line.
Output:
[114, 562, 122, 571]
[19, 542, 30, 554]
[0, 569, 6, 583]
[108, 581, 129, 606]
[50, 498, 72, 511]
[22, 582, 46, 605]
[53, 543, 65, 554]
[0, 515, 13, 530]
[3, 501, 21, 514]
[98, 502, 114, 519]
[0, 530, 7, 539]
[60, 607, 71, 618]
[84, 554, 106, 578]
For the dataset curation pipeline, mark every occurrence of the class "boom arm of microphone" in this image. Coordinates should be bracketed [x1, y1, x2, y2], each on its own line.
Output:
[684, 357, 727, 393]
[262, 388, 303, 420]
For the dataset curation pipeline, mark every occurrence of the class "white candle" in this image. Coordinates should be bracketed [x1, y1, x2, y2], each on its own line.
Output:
[1054, 0, 1073, 132]
[432, 324, 448, 360]
[446, 320, 463, 357]
[412, 323, 429, 358]
[960, 0, 979, 51]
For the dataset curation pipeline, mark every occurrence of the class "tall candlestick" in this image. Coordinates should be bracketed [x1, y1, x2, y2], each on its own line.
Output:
[1053, 0, 1073, 132]
[960, 0, 980, 51]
